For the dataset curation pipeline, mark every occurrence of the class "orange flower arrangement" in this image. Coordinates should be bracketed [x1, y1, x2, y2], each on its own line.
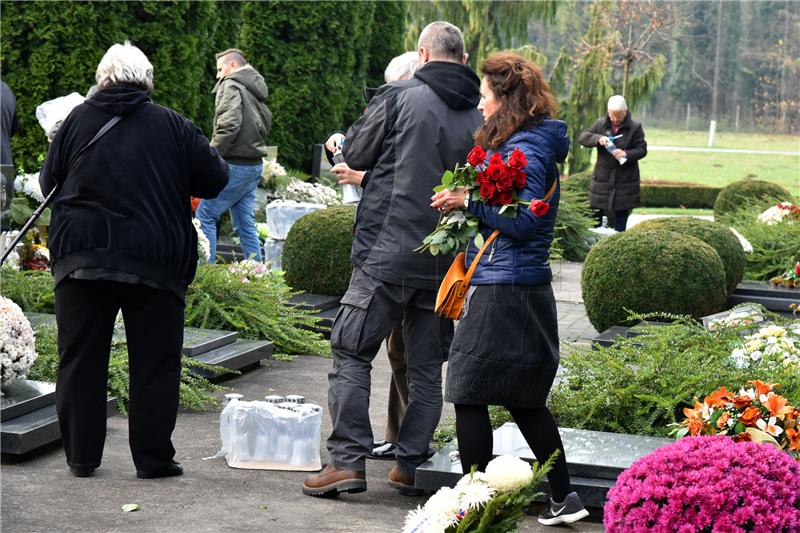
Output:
[672, 380, 799, 459]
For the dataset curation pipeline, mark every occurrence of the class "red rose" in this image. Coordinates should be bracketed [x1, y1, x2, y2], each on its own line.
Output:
[475, 171, 486, 185]
[489, 152, 504, 166]
[508, 148, 527, 170]
[496, 190, 513, 205]
[512, 169, 526, 189]
[795, 262, 800, 276]
[496, 174, 513, 191]
[467, 146, 487, 167]
[485, 162, 506, 182]
[479, 181, 496, 200]
[529, 199, 550, 216]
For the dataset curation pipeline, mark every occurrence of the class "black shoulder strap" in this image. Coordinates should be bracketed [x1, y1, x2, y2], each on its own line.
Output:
[74, 115, 123, 161]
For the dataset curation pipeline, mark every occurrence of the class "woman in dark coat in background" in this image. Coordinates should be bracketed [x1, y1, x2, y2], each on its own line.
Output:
[578, 94, 647, 232]
[431, 52, 588, 527]
[39, 42, 228, 479]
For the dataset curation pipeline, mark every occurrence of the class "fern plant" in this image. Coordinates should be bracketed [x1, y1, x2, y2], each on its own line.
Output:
[185, 265, 330, 356]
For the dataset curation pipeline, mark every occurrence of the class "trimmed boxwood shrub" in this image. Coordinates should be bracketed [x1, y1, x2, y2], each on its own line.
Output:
[640, 183, 721, 209]
[713, 179, 795, 220]
[283, 205, 356, 296]
[581, 230, 727, 332]
[632, 217, 745, 295]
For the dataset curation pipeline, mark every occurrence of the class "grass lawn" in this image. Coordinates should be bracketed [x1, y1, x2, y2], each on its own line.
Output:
[585, 128, 800, 197]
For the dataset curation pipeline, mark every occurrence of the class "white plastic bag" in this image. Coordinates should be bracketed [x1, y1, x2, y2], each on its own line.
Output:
[266, 200, 326, 240]
[35, 93, 86, 136]
[216, 399, 322, 471]
[263, 238, 284, 271]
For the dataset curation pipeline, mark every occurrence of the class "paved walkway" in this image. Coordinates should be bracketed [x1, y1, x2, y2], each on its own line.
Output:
[1, 261, 605, 532]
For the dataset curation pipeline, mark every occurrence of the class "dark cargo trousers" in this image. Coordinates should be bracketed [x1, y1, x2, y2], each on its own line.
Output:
[326, 267, 452, 475]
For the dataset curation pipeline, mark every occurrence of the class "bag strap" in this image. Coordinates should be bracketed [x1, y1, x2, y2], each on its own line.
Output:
[461, 172, 559, 286]
[464, 229, 500, 285]
[72, 115, 123, 165]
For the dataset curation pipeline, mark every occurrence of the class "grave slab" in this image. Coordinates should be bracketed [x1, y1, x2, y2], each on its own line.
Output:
[1, 380, 56, 422]
[192, 339, 273, 379]
[288, 293, 341, 312]
[735, 280, 799, 299]
[728, 294, 798, 315]
[416, 423, 670, 507]
[1, 398, 117, 455]
[591, 325, 630, 348]
[182, 328, 238, 357]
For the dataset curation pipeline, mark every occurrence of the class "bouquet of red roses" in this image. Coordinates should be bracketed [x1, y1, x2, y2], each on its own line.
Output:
[417, 146, 551, 255]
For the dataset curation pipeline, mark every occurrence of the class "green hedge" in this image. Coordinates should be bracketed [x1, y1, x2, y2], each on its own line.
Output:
[283, 205, 356, 296]
[632, 217, 745, 296]
[640, 183, 721, 209]
[713, 179, 795, 221]
[581, 230, 728, 332]
[239, 1, 404, 170]
[1, 1, 404, 173]
[1, 1, 222, 172]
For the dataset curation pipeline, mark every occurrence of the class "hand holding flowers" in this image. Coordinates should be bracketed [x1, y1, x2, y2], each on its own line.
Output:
[419, 146, 553, 256]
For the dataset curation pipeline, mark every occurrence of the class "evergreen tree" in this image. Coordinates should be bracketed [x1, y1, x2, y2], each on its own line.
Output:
[0, 1, 219, 172]
[239, 0, 404, 170]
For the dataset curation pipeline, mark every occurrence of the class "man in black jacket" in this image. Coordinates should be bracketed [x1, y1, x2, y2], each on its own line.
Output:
[303, 21, 483, 498]
[39, 42, 228, 479]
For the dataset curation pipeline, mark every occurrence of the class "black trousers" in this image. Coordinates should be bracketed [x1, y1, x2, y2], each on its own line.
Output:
[54, 278, 184, 472]
[596, 209, 630, 232]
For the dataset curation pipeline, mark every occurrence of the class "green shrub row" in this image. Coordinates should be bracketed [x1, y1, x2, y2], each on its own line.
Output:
[640, 183, 721, 209]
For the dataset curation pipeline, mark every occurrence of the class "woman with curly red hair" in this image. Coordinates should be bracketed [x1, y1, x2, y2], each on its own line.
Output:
[432, 51, 588, 526]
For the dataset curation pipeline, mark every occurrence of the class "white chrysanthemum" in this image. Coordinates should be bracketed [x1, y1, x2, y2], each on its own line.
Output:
[14, 172, 44, 202]
[484, 455, 533, 492]
[402, 505, 428, 533]
[262, 158, 287, 180]
[0, 296, 38, 385]
[282, 179, 341, 206]
[422, 486, 462, 528]
[726, 227, 753, 253]
[456, 470, 488, 488]
[459, 480, 495, 510]
[192, 218, 211, 262]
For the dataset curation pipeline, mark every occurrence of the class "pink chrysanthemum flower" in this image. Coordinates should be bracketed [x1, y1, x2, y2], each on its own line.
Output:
[604, 436, 800, 532]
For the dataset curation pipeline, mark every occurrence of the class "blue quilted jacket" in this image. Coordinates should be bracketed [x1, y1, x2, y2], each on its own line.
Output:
[465, 119, 569, 286]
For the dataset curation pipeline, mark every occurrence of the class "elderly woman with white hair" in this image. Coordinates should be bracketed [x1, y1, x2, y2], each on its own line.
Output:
[578, 94, 647, 231]
[39, 42, 228, 479]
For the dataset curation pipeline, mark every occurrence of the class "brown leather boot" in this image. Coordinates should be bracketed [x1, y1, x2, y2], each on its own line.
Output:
[388, 465, 424, 496]
[302, 464, 367, 497]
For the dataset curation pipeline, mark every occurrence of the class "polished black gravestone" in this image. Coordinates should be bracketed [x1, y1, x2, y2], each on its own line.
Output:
[730, 281, 799, 316]
[591, 325, 631, 348]
[288, 293, 340, 338]
[415, 423, 671, 508]
[2, 398, 116, 455]
[182, 328, 238, 357]
[192, 339, 273, 380]
[1, 380, 55, 422]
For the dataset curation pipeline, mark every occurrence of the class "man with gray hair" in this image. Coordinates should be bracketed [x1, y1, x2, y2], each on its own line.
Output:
[579, 94, 647, 231]
[196, 48, 272, 262]
[304, 21, 482, 498]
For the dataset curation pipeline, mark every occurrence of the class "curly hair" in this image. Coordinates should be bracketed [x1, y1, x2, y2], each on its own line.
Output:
[474, 52, 558, 150]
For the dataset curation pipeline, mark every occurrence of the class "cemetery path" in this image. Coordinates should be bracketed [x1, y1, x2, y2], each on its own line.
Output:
[2, 262, 604, 532]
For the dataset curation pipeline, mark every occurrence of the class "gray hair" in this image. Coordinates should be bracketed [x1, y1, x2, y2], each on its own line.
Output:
[95, 41, 153, 93]
[418, 21, 464, 62]
[384, 52, 420, 83]
[607, 95, 628, 112]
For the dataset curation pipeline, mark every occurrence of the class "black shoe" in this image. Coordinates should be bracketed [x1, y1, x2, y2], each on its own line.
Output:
[538, 492, 590, 526]
[136, 460, 183, 479]
[368, 441, 397, 460]
[69, 466, 96, 478]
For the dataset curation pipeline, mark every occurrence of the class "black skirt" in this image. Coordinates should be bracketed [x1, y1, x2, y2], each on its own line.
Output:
[445, 283, 559, 408]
